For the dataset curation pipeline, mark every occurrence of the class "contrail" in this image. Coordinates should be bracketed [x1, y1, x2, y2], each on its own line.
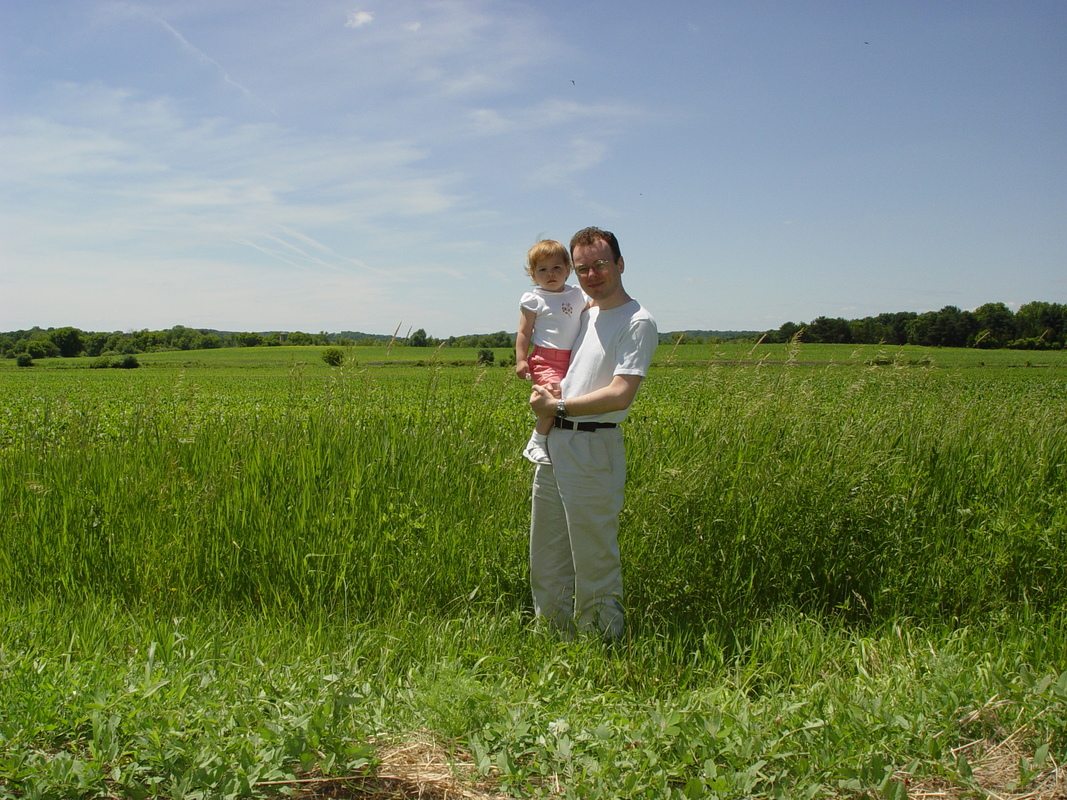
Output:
[157, 18, 253, 97]
[138, 8, 278, 116]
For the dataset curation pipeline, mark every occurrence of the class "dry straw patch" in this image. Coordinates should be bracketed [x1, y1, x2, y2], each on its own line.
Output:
[904, 700, 1064, 800]
[274, 732, 1065, 800]
[898, 691, 1065, 800]
[275, 734, 518, 800]
[905, 737, 1064, 799]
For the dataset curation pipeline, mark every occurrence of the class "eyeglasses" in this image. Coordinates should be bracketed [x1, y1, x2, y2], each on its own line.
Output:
[573, 259, 614, 277]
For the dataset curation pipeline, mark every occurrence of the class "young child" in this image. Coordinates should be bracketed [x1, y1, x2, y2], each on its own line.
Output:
[515, 239, 586, 465]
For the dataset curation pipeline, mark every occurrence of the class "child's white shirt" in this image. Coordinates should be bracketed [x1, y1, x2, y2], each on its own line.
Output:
[519, 284, 587, 350]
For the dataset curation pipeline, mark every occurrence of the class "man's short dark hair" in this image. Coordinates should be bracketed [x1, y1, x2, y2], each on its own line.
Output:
[570, 227, 621, 262]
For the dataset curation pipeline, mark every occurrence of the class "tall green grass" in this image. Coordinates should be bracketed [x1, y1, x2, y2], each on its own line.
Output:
[1, 364, 529, 617]
[2, 357, 1066, 798]
[3, 360, 1065, 630]
[627, 363, 1067, 632]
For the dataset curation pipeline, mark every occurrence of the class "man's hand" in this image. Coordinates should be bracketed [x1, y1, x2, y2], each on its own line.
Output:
[515, 359, 530, 380]
[532, 375, 643, 419]
[529, 384, 560, 419]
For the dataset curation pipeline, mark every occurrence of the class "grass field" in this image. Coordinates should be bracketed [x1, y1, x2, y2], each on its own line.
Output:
[5, 339, 1067, 371]
[1, 344, 1065, 799]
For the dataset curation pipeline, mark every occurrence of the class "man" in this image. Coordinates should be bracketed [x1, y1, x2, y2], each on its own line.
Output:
[528, 226, 658, 640]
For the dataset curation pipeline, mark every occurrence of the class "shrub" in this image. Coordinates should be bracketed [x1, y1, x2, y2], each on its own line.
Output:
[477, 348, 494, 365]
[1008, 336, 1055, 351]
[322, 348, 345, 367]
[25, 339, 60, 359]
[87, 354, 136, 369]
[16, 353, 34, 367]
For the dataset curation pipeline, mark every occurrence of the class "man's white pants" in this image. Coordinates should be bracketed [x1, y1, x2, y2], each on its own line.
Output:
[529, 426, 626, 639]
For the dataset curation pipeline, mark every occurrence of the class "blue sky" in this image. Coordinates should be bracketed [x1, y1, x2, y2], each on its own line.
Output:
[2, 1, 1064, 337]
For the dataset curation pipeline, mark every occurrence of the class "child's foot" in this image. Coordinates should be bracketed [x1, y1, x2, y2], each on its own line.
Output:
[523, 441, 552, 465]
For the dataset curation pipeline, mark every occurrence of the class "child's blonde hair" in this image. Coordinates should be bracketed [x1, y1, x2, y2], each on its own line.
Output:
[524, 239, 572, 282]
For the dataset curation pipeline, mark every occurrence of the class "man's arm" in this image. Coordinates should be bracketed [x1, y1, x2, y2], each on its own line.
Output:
[530, 374, 644, 418]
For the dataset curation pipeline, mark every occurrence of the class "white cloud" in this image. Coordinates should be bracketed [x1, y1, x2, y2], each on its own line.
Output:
[467, 108, 515, 136]
[462, 99, 640, 140]
[0, 78, 473, 333]
[345, 10, 374, 29]
[528, 138, 609, 186]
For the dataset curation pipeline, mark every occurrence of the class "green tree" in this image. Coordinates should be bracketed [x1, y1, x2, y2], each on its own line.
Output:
[808, 316, 852, 344]
[849, 317, 884, 344]
[235, 332, 264, 347]
[928, 305, 977, 348]
[972, 302, 1015, 348]
[102, 332, 128, 354]
[83, 332, 111, 357]
[874, 312, 917, 345]
[469, 331, 513, 349]
[768, 321, 803, 344]
[905, 312, 937, 346]
[410, 328, 429, 347]
[1015, 301, 1066, 345]
[48, 327, 84, 357]
[126, 329, 164, 352]
[169, 325, 203, 351]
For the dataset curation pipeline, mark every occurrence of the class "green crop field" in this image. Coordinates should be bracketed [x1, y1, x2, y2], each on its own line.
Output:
[7, 339, 1067, 373]
[2, 344, 1065, 799]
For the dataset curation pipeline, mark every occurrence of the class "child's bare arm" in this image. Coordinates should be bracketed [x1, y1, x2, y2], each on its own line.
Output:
[515, 308, 536, 379]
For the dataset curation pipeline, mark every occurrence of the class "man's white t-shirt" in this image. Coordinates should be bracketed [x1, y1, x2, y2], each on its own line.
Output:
[560, 299, 658, 424]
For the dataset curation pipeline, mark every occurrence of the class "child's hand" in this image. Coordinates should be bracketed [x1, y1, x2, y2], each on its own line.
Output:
[516, 360, 530, 380]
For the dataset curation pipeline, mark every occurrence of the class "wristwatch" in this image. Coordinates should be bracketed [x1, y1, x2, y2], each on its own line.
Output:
[556, 398, 567, 418]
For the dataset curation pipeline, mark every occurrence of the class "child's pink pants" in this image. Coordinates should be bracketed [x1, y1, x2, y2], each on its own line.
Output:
[529, 345, 571, 385]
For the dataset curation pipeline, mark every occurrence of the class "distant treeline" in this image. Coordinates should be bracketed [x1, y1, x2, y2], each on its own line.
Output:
[0, 325, 519, 360]
[1, 324, 756, 360]
[4, 301, 1064, 359]
[758, 302, 1066, 350]
[0, 326, 384, 360]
